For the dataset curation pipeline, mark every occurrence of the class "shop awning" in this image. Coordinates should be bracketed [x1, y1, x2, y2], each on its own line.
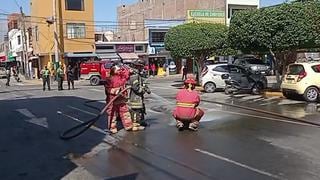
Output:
[64, 53, 97, 58]
[118, 53, 139, 60]
[97, 53, 120, 60]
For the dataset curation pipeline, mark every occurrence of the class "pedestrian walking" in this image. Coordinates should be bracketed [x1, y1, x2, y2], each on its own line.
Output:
[40, 66, 51, 91]
[151, 63, 156, 76]
[67, 65, 75, 90]
[57, 65, 65, 91]
[182, 66, 187, 81]
[12, 66, 21, 82]
[5, 66, 11, 86]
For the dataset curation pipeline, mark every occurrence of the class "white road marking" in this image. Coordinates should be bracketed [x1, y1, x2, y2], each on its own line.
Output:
[206, 109, 317, 127]
[57, 111, 106, 134]
[195, 149, 282, 180]
[68, 106, 97, 116]
[89, 89, 104, 92]
[16, 108, 48, 128]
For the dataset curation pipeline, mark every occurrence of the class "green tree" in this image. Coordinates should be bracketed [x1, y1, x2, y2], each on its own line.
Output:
[229, 1, 320, 86]
[165, 23, 230, 82]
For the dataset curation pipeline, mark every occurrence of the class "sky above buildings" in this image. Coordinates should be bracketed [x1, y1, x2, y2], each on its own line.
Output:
[1, 0, 285, 22]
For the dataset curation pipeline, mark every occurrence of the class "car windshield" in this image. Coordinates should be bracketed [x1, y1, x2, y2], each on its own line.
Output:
[287, 64, 304, 75]
[245, 59, 265, 64]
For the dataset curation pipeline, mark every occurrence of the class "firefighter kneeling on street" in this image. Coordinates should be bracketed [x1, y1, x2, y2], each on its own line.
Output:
[172, 77, 204, 131]
[104, 64, 145, 134]
[127, 62, 151, 127]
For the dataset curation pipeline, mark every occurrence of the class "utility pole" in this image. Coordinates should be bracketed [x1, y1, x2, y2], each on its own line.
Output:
[53, 0, 59, 70]
[57, 0, 64, 58]
[20, 7, 30, 79]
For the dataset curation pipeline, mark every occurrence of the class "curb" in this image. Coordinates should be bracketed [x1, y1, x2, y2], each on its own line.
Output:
[263, 91, 283, 98]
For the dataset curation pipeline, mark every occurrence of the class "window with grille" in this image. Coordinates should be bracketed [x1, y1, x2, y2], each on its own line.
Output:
[66, 23, 85, 39]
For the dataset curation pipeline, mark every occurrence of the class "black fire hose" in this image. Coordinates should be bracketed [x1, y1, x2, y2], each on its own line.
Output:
[60, 87, 131, 140]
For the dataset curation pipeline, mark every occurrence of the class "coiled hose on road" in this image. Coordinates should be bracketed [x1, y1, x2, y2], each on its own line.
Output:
[59, 87, 131, 140]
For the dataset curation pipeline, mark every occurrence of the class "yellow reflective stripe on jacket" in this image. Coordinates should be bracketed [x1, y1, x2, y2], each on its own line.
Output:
[176, 102, 195, 108]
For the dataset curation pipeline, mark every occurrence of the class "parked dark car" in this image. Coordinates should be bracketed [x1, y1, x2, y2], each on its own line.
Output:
[222, 65, 268, 95]
[233, 58, 271, 75]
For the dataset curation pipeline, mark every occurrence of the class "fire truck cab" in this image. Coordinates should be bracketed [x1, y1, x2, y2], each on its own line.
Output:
[80, 60, 114, 86]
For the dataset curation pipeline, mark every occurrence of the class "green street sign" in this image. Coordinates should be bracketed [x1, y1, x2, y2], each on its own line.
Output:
[8, 52, 15, 61]
[188, 10, 225, 18]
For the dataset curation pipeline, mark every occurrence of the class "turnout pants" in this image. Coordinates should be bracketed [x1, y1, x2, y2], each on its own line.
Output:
[106, 101, 133, 133]
[173, 108, 204, 129]
[57, 77, 63, 90]
[42, 77, 51, 90]
[67, 78, 74, 90]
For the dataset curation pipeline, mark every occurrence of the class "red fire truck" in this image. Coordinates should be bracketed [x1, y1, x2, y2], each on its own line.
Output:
[80, 60, 114, 86]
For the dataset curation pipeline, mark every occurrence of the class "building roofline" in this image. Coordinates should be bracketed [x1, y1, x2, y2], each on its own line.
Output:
[95, 41, 149, 45]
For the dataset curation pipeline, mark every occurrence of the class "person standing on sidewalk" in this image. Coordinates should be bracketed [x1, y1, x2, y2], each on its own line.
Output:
[57, 65, 65, 91]
[151, 63, 156, 76]
[5, 66, 11, 86]
[182, 66, 187, 81]
[40, 66, 51, 91]
[67, 65, 75, 90]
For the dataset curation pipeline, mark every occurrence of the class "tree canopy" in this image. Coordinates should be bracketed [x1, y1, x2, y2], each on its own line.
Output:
[164, 23, 229, 62]
[229, 1, 320, 54]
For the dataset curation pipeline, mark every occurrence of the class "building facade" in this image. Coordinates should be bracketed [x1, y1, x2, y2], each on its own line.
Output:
[117, 0, 259, 41]
[30, 0, 95, 78]
[117, 0, 259, 75]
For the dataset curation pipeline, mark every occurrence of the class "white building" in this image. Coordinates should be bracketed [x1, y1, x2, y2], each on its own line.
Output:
[226, 0, 260, 25]
[8, 29, 32, 75]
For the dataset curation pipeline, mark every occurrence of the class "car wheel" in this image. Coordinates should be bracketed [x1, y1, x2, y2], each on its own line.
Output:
[252, 83, 263, 95]
[204, 82, 216, 93]
[303, 87, 319, 102]
[90, 76, 100, 86]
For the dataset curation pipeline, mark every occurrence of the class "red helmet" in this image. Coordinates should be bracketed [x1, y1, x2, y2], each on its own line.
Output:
[184, 78, 196, 85]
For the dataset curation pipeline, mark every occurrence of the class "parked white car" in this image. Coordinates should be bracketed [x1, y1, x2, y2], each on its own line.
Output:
[201, 64, 229, 93]
[281, 61, 320, 102]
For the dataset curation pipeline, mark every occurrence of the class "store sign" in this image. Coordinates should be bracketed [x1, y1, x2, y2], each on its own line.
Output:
[116, 44, 134, 53]
[0, 55, 6, 62]
[187, 10, 225, 24]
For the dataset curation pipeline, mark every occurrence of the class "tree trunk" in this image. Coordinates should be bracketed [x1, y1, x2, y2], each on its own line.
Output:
[269, 49, 281, 90]
[195, 54, 206, 85]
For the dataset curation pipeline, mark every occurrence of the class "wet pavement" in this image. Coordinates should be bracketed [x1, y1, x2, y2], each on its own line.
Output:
[1, 77, 320, 180]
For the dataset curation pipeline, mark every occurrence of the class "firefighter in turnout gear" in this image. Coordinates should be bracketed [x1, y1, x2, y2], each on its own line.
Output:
[127, 62, 151, 127]
[105, 64, 145, 134]
[172, 77, 204, 131]
[41, 66, 51, 91]
[57, 65, 65, 91]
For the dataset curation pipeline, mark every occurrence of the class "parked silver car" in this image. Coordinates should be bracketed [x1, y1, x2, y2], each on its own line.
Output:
[0, 67, 7, 78]
[233, 58, 271, 75]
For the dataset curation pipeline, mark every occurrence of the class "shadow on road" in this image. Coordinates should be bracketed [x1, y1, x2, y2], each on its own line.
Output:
[0, 96, 106, 179]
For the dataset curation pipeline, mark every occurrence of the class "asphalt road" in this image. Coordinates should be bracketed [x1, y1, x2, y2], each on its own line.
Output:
[1, 77, 320, 180]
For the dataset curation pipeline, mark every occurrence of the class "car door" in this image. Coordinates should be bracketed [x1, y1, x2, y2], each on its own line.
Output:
[211, 65, 229, 88]
[228, 65, 250, 88]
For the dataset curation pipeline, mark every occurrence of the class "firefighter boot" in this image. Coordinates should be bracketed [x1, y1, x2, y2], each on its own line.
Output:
[176, 121, 184, 131]
[188, 122, 199, 131]
[132, 123, 145, 131]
